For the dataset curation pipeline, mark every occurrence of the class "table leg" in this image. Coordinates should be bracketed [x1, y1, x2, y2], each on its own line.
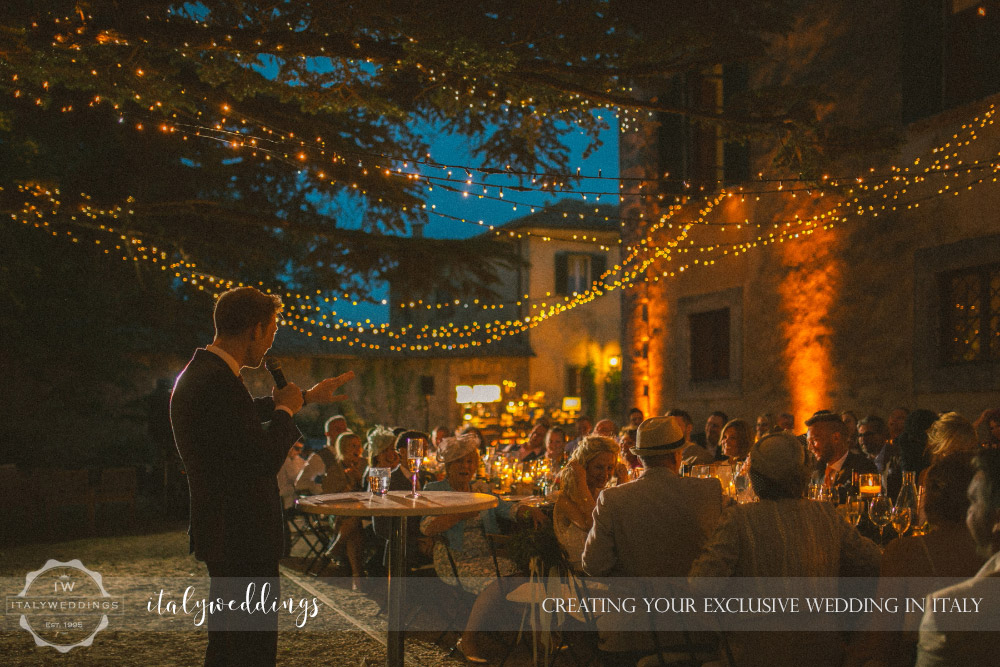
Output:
[386, 515, 407, 667]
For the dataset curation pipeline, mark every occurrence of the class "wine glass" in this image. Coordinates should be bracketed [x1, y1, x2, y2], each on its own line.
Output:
[406, 437, 426, 499]
[890, 505, 912, 538]
[868, 494, 893, 545]
[845, 495, 864, 527]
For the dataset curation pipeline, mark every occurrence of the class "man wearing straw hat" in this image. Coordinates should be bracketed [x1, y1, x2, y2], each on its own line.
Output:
[583, 416, 724, 578]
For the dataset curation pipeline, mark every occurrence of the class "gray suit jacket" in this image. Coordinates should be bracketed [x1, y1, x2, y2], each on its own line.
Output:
[582, 467, 724, 578]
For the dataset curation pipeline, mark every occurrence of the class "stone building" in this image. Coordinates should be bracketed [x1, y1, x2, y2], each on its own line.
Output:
[257, 199, 622, 435]
[620, 0, 1000, 430]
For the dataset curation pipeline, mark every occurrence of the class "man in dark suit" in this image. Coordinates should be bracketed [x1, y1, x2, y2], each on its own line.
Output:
[171, 287, 353, 666]
[806, 410, 878, 502]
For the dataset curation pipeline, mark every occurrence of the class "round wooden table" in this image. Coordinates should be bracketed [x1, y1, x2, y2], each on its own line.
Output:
[297, 490, 497, 667]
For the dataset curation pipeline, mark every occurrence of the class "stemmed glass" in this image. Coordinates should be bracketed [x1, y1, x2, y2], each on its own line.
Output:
[406, 437, 426, 499]
[868, 494, 893, 545]
[890, 505, 912, 538]
[844, 495, 864, 527]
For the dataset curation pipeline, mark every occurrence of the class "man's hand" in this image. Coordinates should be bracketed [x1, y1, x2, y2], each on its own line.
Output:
[303, 371, 355, 405]
[274, 382, 304, 414]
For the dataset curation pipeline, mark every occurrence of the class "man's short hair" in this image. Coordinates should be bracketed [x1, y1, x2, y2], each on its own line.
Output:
[213, 287, 282, 337]
[858, 415, 889, 437]
[708, 410, 729, 423]
[628, 408, 643, 417]
[665, 408, 693, 427]
[805, 411, 848, 438]
[973, 449, 1000, 512]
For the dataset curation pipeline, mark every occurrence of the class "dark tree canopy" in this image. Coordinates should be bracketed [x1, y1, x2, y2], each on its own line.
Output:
[0, 1, 828, 305]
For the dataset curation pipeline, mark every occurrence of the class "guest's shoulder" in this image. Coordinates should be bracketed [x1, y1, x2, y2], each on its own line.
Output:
[424, 479, 450, 492]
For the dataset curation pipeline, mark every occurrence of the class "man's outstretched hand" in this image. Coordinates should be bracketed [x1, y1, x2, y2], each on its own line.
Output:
[303, 371, 355, 405]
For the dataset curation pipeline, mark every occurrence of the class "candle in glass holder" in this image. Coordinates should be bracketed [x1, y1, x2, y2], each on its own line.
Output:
[859, 473, 881, 496]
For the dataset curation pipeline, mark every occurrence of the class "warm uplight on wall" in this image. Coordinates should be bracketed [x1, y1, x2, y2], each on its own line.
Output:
[562, 397, 582, 412]
[455, 384, 502, 404]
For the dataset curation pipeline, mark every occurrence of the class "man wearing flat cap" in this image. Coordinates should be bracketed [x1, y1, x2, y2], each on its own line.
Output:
[583, 416, 725, 578]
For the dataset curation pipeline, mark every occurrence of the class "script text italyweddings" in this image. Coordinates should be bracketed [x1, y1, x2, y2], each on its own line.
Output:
[146, 583, 320, 628]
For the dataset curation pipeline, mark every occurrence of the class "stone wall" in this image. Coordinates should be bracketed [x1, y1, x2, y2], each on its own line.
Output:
[620, 1, 1000, 430]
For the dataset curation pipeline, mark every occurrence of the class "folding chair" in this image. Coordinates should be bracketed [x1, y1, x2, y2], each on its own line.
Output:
[303, 512, 335, 575]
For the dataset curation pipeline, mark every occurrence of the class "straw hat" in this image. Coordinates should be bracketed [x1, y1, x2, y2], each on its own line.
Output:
[631, 416, 687, 457]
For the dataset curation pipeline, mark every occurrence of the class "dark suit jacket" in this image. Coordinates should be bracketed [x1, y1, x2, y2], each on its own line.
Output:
[170, 349, 300, 563]
[821, 451, 879, 507]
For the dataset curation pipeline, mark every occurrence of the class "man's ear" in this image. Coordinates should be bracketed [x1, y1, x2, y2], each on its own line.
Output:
[991, 507, 1000, 542]
[250, 322, 262, 341]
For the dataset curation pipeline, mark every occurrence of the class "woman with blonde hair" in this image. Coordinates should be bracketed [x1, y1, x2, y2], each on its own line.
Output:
[320, 431, 365, 589]
[553, 435, 619, 571]
[926, 412, 977, 463]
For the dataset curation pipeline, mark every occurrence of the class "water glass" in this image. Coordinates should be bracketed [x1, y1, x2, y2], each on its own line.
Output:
[368, 467, 390, 498]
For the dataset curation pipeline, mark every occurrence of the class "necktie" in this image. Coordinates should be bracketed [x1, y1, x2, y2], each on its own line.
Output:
[824, 464, 838, 488]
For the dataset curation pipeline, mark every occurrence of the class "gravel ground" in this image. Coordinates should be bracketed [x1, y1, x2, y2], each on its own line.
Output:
[1, 528, 560, 666]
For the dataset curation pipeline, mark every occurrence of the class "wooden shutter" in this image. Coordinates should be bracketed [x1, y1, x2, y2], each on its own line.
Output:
[554, 252, 568, 295]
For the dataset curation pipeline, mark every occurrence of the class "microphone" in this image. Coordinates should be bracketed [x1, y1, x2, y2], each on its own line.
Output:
[264, 357, 287, 389]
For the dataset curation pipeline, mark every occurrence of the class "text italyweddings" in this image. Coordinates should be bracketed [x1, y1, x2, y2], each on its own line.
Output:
[8, 599, 121, 612]
[541, 596, 984, 615]
[147, 583, 320, 628]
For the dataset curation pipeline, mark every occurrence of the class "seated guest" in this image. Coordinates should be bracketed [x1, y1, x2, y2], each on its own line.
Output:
[842, 410, 861, 454]
[888, 406, 909, 444]
[543, 426, 568, 469]
[277, 440, 306, 557]
[294, 415, 348, 494]
[422, 435, 546, 663]
[973, 408, 1000, 448]
[365, 425, 400, 478]
[316, 431, 365, 588]
[852, 453, 984, 667]
[898, 408, 938, 480]
[564, 415, 593, 456]
[618, 427, 640, 470]
[553, 435, 619, 571]
[320, 432, 364, 493]
[806, 410, 877, 502]
[755, 412, 777, 443]
[456, 424, 485, 450]
[593, 418, 617, 438]
[277, 439, 305, 512]
[431, 424, 451, 452]
[720, 419, 753, 464]
[926, 411, 977, 464]
[703, 410, 729, 460]
[584, 417, 724, 657]
[690, 433, 880, 667]
[368, 426, 432, 569]
[517, 423, 547, 461]
[584, 416, 724, 578]
[627, 407, 644, 428]
[917, 450, 1000, 666]
[776, 412, 795, 433]
[668, 408, 714, 465]
[858, 415, 892, 467]
[391, 429, 435, 490]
